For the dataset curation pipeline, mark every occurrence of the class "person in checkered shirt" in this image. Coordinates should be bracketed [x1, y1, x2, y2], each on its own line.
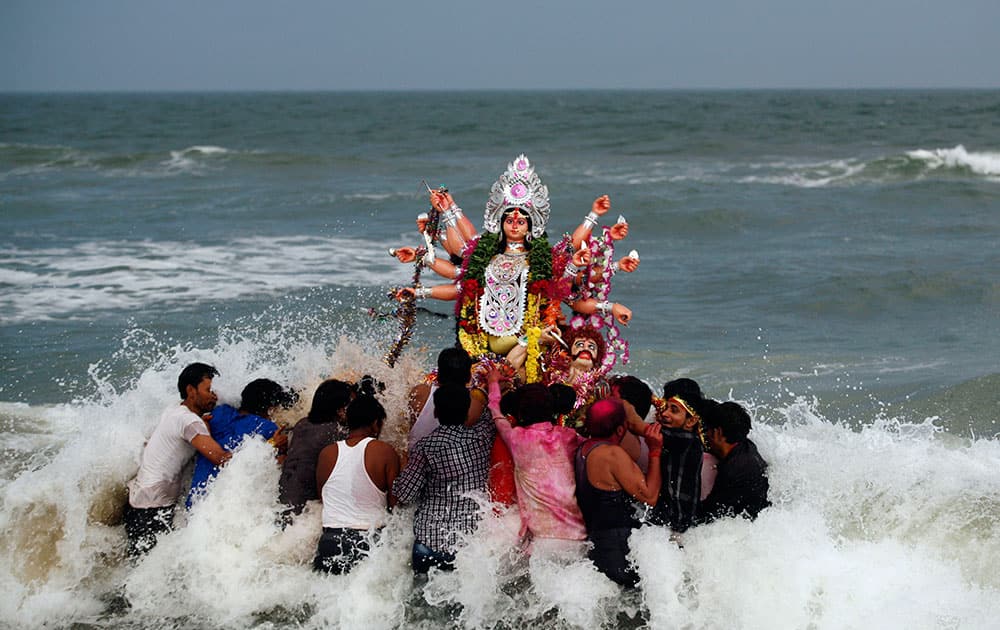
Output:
[392, 382, 495, 573]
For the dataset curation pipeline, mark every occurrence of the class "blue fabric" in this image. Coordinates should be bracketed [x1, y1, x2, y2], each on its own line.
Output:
[186, 404, 278, 508]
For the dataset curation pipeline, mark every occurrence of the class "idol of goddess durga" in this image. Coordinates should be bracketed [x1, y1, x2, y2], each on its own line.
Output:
[392, 155, 640, 381]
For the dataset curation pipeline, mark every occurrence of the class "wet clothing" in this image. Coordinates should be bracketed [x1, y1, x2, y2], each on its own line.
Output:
[393, 411, 495, 556]
[494, 416, 586, 541]
[128, 404, 210, 509]
[407, 383, 439, 452]
[411, 541, 456, 574]
[699, 439, 770, 522]
[186, 404, 278, 508]
[313, 527, 378, 574]
[574, 440, 640, 588]
[319, 437, 387, 529]
[279, 418, 347, 513]
[650, 427, 702, 532]
[123, 504, 174, 558]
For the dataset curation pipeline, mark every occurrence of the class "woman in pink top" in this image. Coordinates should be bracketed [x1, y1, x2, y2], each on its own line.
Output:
[487, 375, 587, 544]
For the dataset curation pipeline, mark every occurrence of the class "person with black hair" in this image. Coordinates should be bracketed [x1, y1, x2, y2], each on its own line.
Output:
[393, 382, 495, 574]
[649, 379, 709, 532]
[125, 363, 230, 557]
[186, 378, 297, 508]
[699, 401, 770, 522]
[610, 375, 655, 470]
[406, 346, 485, 452]
[313, 393, 400, 574]
[487, 377, 588, 545]
[279, 379, 354, 515]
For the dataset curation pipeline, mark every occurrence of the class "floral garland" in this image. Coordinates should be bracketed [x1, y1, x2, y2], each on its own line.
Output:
[524, 324, 543, 383]
[454, 233, 556, 359]
[569, 226, 630, 374]
[369, 245, 427, 367]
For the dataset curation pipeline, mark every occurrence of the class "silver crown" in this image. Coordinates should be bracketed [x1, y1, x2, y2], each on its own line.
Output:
[483, 155, 550, 238]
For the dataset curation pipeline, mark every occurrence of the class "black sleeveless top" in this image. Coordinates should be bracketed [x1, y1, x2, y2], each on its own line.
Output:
[574, 440, 638, 532]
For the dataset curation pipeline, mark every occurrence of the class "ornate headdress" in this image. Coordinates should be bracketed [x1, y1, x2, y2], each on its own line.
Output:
[483, 155, 551, 238]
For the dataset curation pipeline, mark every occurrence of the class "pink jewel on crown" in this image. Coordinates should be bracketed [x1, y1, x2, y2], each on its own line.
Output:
[516, 158, 528, 171]
[510, 183, 528, 200]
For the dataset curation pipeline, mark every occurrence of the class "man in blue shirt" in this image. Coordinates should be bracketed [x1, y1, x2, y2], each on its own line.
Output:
[186, 378, 296, 508]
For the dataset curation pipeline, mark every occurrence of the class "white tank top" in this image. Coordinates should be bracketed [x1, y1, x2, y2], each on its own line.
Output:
[320, 437, 387, 529]
[407, 383, 440, 451]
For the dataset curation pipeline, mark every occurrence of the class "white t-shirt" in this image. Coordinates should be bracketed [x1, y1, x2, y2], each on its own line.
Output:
[127, 404, 210, 509]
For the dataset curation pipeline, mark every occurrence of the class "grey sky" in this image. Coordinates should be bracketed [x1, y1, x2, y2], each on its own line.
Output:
[2, 0, 998, 91]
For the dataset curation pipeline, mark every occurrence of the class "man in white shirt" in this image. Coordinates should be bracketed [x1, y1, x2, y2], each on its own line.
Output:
[124, 362, 230, 557]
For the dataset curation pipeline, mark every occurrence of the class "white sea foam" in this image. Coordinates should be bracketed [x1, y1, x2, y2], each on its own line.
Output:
[906, 145, 1000, 177]
[0, 235, 407, 323]
[1, 332, 998, 628]
[739, 159, 868, 188]
[160, 145, 231, 176]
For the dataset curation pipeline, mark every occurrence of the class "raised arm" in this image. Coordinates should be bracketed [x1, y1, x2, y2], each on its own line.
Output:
[571, 195, 611, 250]
[430, 190, 476, 257]
[610, 426, 663, 506]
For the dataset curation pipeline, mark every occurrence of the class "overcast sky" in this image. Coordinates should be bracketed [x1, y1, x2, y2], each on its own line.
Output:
[2, 0, 998, 91]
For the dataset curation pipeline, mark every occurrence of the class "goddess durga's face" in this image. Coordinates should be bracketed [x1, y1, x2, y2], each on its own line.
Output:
[502, 210, 529, 242]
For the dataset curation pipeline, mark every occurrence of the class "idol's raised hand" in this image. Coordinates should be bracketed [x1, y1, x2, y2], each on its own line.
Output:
[572, 246, 592, 268]
[617, 255, 639, 273]
[429, 190, 455, 212]
[392, 247, 417, 263]
[610, 220, 629, 241]
[592, 195, 611, 216]
[612, 303, 632, 326]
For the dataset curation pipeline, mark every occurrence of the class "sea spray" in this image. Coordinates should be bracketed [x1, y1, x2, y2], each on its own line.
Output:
[2, 330, 1000, 627]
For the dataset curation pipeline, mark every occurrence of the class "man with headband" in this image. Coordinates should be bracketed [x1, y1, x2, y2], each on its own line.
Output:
[651, 378, 709, 533]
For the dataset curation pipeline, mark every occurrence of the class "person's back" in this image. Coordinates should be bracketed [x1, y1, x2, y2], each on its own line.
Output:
[406, 346, 485, 451]
[279, 379, 352, 514]
[574, 399, 662, 588]
[489, 381, 585, 542]
[314, 395, 399, 574]
[393, 383, 495, 573]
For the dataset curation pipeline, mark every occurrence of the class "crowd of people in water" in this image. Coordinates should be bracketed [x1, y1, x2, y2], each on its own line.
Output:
[124, 350, 770, 588]
[125, 154, 773, 589]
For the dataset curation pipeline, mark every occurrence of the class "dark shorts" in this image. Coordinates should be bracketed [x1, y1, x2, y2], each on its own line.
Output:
[313, 527, 378, 575]
[588, 527, 639, 588]
[123, 503, 174, 559]
[411, 541, 455, 574]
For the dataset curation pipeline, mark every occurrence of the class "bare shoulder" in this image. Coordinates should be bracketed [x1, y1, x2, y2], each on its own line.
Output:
[368, 439, 400, 460]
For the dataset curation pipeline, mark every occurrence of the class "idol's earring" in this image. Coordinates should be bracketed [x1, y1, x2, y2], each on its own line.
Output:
[526, 233, 533, 243]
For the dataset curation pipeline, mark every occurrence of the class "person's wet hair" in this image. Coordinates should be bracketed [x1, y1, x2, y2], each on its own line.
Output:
[354, 374, 385, 399]
[703, 401, 752, 443]
[437, 347, 473, 385]
[500, 387, 523, 419]
[345, 395, 387, 431]
[240, 378, 298, 416]
[612, 375, 652, 418]
[548, 383, 577, 415]
[434, 383, 471, 426]
[517, 383, 554, 426]
[177, 362, 218, 399]
[663, 378, 703, 404]
[307, 379, 353, 424]
[585, 399, 626, 438]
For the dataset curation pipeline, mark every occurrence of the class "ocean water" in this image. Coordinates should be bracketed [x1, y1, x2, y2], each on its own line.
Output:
[1, 90, 999, 628]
